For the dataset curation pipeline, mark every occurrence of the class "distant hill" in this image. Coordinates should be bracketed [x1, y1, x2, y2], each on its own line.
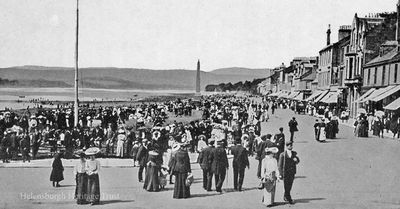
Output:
[210, 67, 270, 77]
[0, 66, 268, 90]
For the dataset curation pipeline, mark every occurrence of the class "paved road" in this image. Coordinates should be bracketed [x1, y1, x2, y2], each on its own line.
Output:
[1, 108, 400, 209]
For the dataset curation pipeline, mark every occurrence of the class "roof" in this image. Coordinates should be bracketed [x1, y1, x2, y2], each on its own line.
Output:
[302, 63, 314, 68]
[364, 48, 399, 67]
[382, 40, 398, 46]
[284, 66, 294, 73]
[301, 70, 316, 81]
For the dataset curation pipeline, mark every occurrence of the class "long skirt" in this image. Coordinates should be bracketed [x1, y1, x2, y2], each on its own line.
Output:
[319, 127, 326, 142]
[75, 173, 88, 204]
[116, 140, 124, 157]
[87, 174, 100, 204]
[50, 168, 64, 182]
[262, 180, 276, 206]
[173, 172, 190, 199]
[143, 165, 160, 192]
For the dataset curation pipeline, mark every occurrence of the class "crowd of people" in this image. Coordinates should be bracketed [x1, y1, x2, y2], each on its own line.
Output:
[1, 95, 301, 207]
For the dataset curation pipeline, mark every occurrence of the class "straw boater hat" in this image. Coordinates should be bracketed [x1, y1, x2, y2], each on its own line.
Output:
[265, 147, 278, 154]
[85, 147, 100, 156]
[148, 150, 159, 156]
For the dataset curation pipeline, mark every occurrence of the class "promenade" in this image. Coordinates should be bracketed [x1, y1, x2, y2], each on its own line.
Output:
[1, 108, 400, 209]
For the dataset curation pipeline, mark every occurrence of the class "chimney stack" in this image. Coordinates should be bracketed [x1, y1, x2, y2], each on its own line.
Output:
[327, 24, 331, 46]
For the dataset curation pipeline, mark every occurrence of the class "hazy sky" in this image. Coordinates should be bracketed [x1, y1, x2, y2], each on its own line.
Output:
[0, 0, 397, 71]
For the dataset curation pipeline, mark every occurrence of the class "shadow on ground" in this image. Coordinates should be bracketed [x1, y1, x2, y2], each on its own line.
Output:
[295, 197, 325, 204]
[99, 199, 135, 205]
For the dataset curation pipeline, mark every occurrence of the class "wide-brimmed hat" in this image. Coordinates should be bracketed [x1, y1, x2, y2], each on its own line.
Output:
[265, 147, 278, 154]
[74, 149, 85, 158]
[85, 147, 100, 156]
[118, 129, 125, 134]
[148, 150, 159, 156]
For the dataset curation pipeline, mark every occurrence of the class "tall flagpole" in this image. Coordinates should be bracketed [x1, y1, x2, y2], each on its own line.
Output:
[74, 0, 79, 127]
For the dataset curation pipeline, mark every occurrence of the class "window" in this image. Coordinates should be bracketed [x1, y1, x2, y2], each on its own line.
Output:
[395, 64, 398, 83]
[349, 58, 353, 79]
[374, 67, 377, 84]
[367, 68, 371, 85]
[382, 65, 386, 86]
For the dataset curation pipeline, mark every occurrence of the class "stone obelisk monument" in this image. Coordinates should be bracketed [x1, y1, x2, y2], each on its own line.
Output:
[195, 59, 201, 96]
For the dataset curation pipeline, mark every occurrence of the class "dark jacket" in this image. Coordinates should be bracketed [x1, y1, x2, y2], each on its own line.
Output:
[171, 149, 191, 174]
[210, 147, 229, 174]
[20, 135, 30, 152]
[198, 146, 214, 170]
[230, 144, 249, 170]
[288, 119, 299, 132]
[136, 145, 148, 167]
[256, 140, 275, 160]
[274, 133, 285, 154]
[278, 150, 300, 178]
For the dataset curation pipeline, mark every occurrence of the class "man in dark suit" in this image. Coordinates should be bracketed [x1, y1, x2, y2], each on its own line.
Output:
[209, 140, 229, 193]
[136, 139, 149, 182]
[278, 141, 300, 204]
[198, 138, 215, 191]
[230, 138, 249, 191]
[288, 117, 298, 142]
[274, 127, 285, 160]
[256, 134, 275, 178]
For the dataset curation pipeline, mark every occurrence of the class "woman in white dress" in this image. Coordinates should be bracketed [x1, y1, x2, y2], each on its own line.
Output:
[319, 118, 327, 142]
[261, 147, 280, 207]
[85, 148, 101, 205]
[116, 129, 126, 158]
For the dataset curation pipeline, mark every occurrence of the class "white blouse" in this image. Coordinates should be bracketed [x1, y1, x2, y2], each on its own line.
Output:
[86, 159, 101, 175]
[73, 160, 86, 175]
[261, 156, 279, 179]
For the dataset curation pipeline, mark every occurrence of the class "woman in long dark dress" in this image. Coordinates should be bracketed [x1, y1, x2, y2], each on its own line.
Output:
[171, 144, 191, 199]
[50, 153, 64, 187]
[143, 151, 161, 192]
[74, 152, 88, 204]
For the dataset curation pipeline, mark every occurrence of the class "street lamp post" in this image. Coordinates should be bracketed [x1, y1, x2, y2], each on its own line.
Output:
[74, 0, 79, 127]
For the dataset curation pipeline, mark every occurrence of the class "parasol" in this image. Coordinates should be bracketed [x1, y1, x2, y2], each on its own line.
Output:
[85, 147, 101, 156]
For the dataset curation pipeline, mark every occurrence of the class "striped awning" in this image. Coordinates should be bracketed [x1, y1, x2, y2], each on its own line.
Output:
[354, 88, 376, 103]
[360, 86, 396, 103]
[370, 85, 400, 102]
[305, 91, 323, 101]
[314, 90, 329, 102]
[293, 92, 304, 101]
[384, 97, 400, 110]
[320, 91, 338, 104]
